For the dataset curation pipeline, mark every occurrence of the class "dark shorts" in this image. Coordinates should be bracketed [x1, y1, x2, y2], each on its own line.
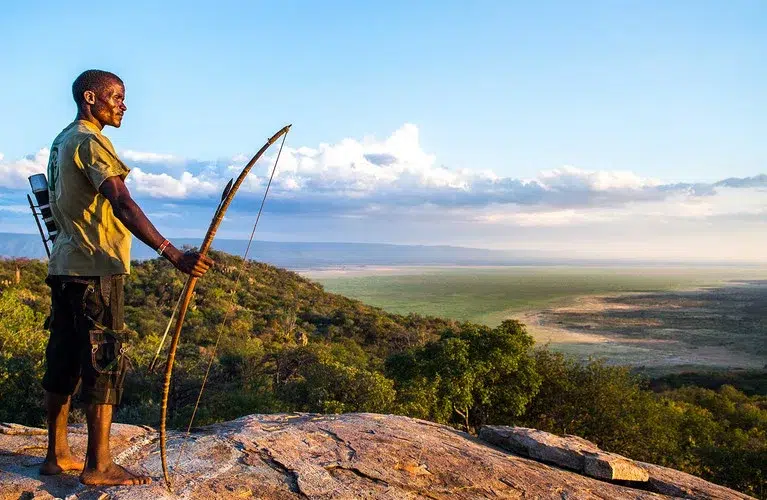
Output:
[42, 275, 130, 405]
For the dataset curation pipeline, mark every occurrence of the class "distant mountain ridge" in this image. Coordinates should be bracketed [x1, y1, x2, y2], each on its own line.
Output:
[1, 232, 759, 268]
[0, 232, 559, 269]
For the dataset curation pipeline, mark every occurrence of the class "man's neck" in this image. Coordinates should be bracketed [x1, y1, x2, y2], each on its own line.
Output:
[76, 111, 104, 131]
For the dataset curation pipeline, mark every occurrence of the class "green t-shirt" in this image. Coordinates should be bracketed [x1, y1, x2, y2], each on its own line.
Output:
[47, 120, 132, 276]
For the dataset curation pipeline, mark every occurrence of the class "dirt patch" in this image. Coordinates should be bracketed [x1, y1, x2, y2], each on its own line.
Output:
[511, 310, 612, 345]
[514, 282, 767, 370]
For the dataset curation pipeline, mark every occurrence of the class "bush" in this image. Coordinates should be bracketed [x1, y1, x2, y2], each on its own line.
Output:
[0, 289, 48, 425]
[387, 320, 541, 430]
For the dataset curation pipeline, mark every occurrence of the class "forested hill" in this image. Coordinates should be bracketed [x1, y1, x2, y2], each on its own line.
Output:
[127, 250, 459, 357]
[0, 253, 765, 498]
[3, 249, 455, 351]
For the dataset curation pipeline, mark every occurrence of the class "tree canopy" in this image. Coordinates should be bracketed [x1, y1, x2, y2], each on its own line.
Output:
[0, 255, 764, 497]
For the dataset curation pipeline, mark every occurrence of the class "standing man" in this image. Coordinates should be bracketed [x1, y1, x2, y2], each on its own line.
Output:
[40, 69, 213, 486]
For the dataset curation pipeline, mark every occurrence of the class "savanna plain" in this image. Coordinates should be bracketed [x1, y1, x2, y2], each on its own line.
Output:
[304, 265, 767, 375]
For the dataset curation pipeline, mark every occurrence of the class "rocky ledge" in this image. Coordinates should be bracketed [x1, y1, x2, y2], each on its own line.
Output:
[0, 413, 751, 499]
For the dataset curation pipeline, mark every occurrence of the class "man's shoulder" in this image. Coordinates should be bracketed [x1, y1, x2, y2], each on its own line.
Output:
[54, 121, 115, 152]
[53, 121, 95, 149]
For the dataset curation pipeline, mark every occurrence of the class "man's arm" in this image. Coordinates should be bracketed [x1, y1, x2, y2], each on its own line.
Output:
[99, 176, 212, 277]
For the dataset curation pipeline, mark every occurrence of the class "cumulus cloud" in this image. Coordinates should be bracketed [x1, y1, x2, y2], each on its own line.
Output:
[127, 168, 219, 198]
[111, 124, 764, 226]
[121, 150, 179, 163]
[714, 174, 767, 189]
[536, 166, 659, 191]
[0, 149, 49, 189]
[473, 207, 619, 227]
[2, 124, 766, 231]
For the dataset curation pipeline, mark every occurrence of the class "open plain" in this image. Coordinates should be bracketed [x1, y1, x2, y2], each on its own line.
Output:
[305, 266, 767, 373]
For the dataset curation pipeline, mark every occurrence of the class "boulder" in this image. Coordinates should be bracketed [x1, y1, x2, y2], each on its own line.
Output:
[479, 425, 749, 498]
[0, 414, 752, 499]
[479, 426, 649, 482]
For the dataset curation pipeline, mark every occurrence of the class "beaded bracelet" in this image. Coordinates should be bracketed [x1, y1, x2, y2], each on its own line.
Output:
[156, 239, 171, 256]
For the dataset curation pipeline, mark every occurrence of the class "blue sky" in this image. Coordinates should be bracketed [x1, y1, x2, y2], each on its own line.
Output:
[1, 1, 766, 261]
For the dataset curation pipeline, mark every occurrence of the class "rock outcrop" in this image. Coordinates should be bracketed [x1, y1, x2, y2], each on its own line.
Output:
[480, 426, 651, 482]
[0, 413, 751, 499]
[478, 426, 745, 498]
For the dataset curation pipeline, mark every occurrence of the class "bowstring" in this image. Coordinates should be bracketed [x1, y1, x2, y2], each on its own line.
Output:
[172, 131, 289, 472]
[148, 293, 183, 372]
[148, 157, 224, 373]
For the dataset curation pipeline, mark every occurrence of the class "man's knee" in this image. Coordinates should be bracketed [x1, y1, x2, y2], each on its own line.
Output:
[43, 275, 130, 407]
[44, 391, 72, 408]
[42, 277, 83, 396]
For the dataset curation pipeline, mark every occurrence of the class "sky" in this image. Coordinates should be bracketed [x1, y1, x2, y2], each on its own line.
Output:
[1, 1, 766, 262]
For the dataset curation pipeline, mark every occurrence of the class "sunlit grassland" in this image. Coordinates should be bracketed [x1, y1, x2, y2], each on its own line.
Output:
[305, 266, 767, 326]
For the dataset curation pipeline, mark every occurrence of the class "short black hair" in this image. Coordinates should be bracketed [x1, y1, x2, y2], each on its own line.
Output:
[72, 70, 123, 106]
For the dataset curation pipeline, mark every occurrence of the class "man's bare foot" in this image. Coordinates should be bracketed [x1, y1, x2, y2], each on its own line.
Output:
[39, 456, 85, 475]
[80, 463, 152, 486]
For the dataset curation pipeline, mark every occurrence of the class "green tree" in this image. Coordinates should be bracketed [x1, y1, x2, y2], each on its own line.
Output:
[388, 320, 541, 430]
[275, 343, 396, 413]
[0, 289, 48, 425]
[519, 350, 681, 464]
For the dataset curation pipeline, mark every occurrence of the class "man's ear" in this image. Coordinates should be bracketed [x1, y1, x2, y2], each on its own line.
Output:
[83, 90, 96, 105]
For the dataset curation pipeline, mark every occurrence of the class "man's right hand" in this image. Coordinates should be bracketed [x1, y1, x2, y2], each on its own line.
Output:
[169, 250, 214, 277]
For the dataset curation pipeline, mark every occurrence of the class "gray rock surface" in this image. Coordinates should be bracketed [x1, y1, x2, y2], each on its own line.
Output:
[0, 413, 751, 499]
[583, 452, 650, 482]
[479, 425, 749, 499]
[479, 426, 650, 482]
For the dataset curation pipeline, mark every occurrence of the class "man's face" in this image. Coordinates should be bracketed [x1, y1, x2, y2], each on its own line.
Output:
[89, 80, 127, 128]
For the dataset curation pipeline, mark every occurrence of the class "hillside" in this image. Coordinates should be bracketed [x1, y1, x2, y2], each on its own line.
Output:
[0, 254, 765, 497]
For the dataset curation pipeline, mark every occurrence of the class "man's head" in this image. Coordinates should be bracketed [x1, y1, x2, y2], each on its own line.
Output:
[72, 70, 127, 128]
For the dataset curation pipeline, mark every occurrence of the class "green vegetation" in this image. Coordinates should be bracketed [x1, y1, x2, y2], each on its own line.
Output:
[309, 266, 767, 325]
[0, 256, 765, 497]
[651, 369, 767, 396]
[386, 320, 541, 429]
[312, 266, 767, 371]
[519, 351, 766, 497]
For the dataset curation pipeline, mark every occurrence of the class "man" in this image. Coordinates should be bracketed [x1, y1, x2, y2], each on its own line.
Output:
[40, 69, 213, 486]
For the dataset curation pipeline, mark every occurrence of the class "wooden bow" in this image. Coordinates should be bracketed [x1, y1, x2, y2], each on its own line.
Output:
[159, 124, 291, 491]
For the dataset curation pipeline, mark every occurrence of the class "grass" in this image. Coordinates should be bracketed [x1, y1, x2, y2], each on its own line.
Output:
[308, 266, 767, 326]
[306, 266, 767, 373]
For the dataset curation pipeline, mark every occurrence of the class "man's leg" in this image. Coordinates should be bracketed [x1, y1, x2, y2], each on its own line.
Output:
[78, 402, 151, 485]
[78, 276, 149, 486]
[39, 391, 84, 475]
[40, 276, 84, 475]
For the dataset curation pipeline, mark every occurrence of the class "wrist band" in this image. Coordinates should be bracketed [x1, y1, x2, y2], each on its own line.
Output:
[156, 239, 171, 256]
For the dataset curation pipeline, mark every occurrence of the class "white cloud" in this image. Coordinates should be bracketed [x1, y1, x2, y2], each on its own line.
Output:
[113, 124, 677, 216]
[3, 125, 766, 235]
[474, 207, 618, 227]
[127, 168, 219, 198]
[535, 165, 660, 191]
[121, 150, 178, 163]
[469, 187, 767, 228]
[0, 149, 49, 189]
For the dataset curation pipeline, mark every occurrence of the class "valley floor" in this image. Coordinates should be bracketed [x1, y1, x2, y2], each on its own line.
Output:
[304, 266, 767, 374]
[516, 282, 767, 372]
